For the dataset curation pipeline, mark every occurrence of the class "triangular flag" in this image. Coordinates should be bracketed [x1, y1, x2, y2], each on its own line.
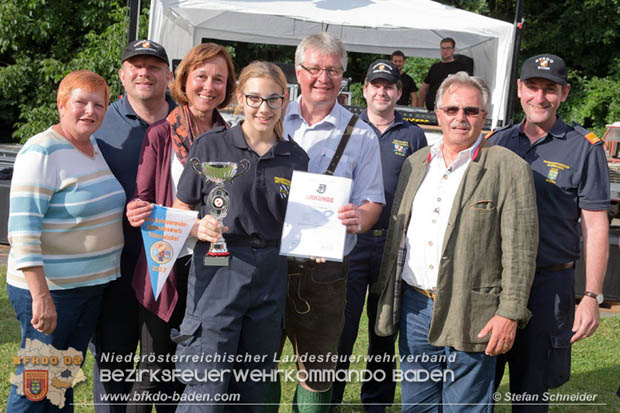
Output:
[140, 204, 197, 300]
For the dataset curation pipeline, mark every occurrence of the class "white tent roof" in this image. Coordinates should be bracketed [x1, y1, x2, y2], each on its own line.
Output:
[149, 0, 514, 126]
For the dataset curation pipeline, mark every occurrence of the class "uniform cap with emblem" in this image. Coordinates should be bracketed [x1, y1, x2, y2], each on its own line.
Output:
[121, 39, 169, 66]
[520, 53, 567, 85]
[367, 59, 400, 84]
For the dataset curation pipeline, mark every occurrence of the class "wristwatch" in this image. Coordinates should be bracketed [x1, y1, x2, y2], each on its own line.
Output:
[583, 290, 604, 305]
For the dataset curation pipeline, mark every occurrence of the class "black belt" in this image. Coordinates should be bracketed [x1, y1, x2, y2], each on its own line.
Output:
[536, 261, 575, 272]
[227, 237, 279, 249]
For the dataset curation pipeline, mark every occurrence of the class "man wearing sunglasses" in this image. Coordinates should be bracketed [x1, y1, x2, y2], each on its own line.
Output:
[375, 71, 538, 411]
[268, 32, 384, 412]
[488, 54, 609, 412]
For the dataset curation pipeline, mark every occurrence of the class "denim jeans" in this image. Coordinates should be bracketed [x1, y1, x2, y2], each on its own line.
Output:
[6, 283, 105, 413]
[399, 285, 496, 413]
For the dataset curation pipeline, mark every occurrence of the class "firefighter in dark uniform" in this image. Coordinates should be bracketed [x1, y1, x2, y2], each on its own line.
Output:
[488, 54, 610, 412]
[331, 60, 427, 412]
[171, 62, 309, 412]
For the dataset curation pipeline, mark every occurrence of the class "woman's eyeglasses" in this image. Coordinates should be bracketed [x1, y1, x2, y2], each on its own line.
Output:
[243, 94, 285, 109]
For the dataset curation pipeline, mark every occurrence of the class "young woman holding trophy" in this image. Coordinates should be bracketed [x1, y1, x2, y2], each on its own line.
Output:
[124, 43, 236, 412]
[172, 61, 309, 411]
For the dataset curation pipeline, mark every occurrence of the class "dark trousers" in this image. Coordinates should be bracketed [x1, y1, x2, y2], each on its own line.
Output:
[127, 255, 190, 413]
[331, 234, 396, 412]
[495, 267, 575, 413]
[175, 243, 287, 413]
[285, 256, 349, 392]
[91, 250, 141, 413]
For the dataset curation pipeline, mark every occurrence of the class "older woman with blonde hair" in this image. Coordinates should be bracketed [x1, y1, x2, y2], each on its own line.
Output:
[6, 70, 125, 412]
[124, 42, 236, 412]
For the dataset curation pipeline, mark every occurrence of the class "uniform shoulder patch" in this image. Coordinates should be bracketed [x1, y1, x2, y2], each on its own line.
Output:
[584, 132, 601, 144]
[572, 122, 602, 145]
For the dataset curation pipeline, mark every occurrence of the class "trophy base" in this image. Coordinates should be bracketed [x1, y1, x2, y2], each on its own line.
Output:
[204, 255, 230, 266]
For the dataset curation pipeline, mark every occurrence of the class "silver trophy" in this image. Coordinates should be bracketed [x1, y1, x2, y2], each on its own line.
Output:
[190, 158, 250, 266]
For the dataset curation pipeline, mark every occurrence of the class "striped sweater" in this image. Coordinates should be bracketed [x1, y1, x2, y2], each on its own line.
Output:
[7, 127, 126, 290]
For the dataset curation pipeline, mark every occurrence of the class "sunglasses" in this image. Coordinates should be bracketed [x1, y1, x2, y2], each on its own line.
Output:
[439, 106, 485, 116]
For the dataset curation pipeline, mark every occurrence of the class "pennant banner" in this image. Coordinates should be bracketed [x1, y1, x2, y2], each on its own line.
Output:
[140, 204, 198, 300]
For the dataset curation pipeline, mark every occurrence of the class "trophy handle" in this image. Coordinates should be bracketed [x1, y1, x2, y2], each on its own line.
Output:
[234, 159, 251, 179]
[189, 157, 205, 178]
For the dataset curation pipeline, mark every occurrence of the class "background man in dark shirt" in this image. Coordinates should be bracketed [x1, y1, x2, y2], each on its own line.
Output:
[418, 37, 473, 110]
[391, 50, 418, 107]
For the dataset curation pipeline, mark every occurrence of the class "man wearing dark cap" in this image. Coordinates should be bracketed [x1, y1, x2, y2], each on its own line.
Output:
[488, 54, 609, 412]
[331, 60, 427, 412]
[92, 39, 174, 413]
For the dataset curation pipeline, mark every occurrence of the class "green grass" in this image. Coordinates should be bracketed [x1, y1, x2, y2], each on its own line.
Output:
[0, 266, 618, 412]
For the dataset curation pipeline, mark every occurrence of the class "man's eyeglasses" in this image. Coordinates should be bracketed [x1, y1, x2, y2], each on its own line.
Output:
[242, 93, 285, 109]
[439, 106, 485, 116]
[299, 64, 343, 78]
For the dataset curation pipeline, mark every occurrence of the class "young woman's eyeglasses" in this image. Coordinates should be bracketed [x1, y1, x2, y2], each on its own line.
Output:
[439, 106, 485, 116]
[243, 94, 286, 109]
[299, 64, 344, 78]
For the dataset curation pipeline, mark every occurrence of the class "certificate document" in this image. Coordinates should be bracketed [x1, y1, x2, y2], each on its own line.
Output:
[280, 170, 352, 261]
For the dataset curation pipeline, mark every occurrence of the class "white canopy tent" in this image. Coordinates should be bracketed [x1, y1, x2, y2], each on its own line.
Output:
[149, 0, 515, 126]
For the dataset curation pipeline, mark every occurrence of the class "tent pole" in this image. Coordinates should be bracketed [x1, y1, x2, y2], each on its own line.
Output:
[505, 0, 525, 125]
[128, 0, 141, 43]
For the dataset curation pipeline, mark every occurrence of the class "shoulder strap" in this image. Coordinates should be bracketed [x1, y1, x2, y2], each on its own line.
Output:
[325, 114, 358, 176]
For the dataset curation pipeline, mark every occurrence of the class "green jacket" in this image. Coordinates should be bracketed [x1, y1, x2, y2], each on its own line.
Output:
[373, 140, 538, 352]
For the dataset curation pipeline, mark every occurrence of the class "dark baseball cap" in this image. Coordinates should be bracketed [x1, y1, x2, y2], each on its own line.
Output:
[121, 39, 169, 66]
[520, 54, 567, 85]
[367, 59, 400, 84]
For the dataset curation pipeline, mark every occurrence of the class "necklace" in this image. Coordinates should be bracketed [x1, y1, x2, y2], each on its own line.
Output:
[187, 108, 213, 138]
[53, 124, 96, 159]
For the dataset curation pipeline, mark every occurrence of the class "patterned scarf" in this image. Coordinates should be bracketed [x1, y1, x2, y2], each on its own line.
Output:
[168, 105, 195, 166]
[169, 105, 228, 165]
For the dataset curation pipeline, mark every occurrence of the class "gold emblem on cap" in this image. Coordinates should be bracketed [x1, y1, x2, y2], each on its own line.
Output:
[535, 56, 553, 70]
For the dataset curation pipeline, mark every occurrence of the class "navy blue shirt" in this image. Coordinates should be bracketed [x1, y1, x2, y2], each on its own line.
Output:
[360, 110, 427, 230]
[488, 118, 610, 267]
[176, 124, 309, 242]
[94, 94, 176, 254]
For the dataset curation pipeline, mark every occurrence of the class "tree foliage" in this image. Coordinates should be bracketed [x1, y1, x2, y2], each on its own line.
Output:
[2, 0, 620, 142]
[0, 0, 148, 143]
[447, 0, 620, 132]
